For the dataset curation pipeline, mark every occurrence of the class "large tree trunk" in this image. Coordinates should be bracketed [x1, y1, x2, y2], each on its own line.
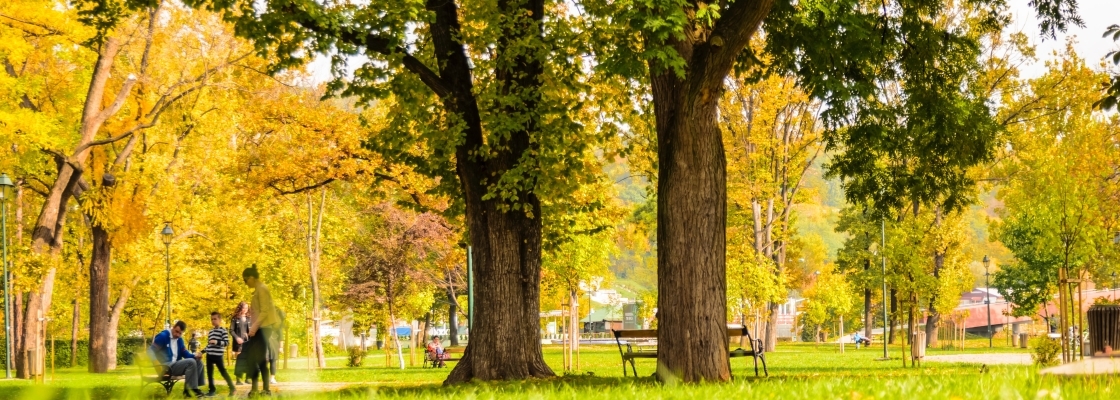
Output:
[30, 38, 127, 253]
[645, 0, 774, 382]
[439, 0, 553, 383]
[23, 36, 135, 380]
[87, 174, 115, 373]
[447, 289, 459, 347]
[15, 270, 55, 379]
[444, 195, 552, 382]
[652, 72, 731, 382]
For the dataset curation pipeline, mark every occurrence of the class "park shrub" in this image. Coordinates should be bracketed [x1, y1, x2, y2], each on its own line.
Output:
[321, 337, 344, 356]
[0, 338, 147, 368]
[346, 347, 365, 367]
[1030, 336, 1061, 367]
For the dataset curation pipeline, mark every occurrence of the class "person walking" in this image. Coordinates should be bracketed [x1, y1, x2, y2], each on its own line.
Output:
[231, 302, 250, 385]
[204, 311, 236, 397]
[242, 265, 281, 396]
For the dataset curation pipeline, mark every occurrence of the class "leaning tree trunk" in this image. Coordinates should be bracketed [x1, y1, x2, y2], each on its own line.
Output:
[104, 279, 137, 371]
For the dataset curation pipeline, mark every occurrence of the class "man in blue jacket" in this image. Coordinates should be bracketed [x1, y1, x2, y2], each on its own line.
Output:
[151, 320, 207, 397]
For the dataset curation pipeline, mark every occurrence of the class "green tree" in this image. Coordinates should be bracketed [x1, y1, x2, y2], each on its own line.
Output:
[183, 0, 615, 382]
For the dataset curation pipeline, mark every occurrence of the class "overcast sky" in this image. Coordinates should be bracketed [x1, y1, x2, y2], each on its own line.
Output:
[308, 1, 1119, 83]
[1010, 0, 1118, 78]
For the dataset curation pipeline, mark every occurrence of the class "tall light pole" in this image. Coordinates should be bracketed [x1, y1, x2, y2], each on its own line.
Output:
[983, 255, 992, 348]
[0, 173, 14, 378]
[161, 223, 174, 330]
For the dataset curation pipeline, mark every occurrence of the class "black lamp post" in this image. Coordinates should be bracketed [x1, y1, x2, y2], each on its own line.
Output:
[161, 223, 174, 330]
[0, 173, 13, 378]
[983, 255, 992, 348]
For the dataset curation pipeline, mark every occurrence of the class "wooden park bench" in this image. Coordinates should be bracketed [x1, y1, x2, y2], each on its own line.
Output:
[139, 348, 185, 395]
[425, 347, 464, 368]
[612, 327, 768, 378]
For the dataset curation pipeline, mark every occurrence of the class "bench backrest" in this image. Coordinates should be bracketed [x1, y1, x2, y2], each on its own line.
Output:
[613, 328, 757, 340]
[143, 347, 169, 376]
[613, 329, 657, 339]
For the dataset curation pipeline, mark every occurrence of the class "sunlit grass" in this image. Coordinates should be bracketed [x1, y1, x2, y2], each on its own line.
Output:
[0, 339, 1112, 399]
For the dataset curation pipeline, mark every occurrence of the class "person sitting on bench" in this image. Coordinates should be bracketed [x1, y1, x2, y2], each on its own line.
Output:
[853, 332, 872, 348]
[426, 336, 450, 367]
[151, 320, 207, 398]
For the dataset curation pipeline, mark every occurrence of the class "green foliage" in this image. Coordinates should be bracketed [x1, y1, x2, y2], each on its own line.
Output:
[765, 0, 1007, 218]
[1096, 24, 1120, 111]
[1030, 336, 1062, 367]
[346, 347, 366, 368]
[0, 339, 149, 369]
[991, 49, 1120, 318]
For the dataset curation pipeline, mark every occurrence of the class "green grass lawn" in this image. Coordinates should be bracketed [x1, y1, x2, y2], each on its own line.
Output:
[0, 340, 1113, 399]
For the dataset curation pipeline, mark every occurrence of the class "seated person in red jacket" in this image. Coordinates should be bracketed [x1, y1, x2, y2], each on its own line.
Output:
[426, 336, 450, 367]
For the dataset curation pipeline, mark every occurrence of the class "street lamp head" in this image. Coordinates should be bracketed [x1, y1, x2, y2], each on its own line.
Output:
[160, 223, 174, 245]
[982, 255, 990, 271]
[0, 174, 11, 200]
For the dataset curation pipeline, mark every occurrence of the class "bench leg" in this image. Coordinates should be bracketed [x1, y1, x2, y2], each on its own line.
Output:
[753, 354, 760, 377]
[759, 354, 768, 377]
[629, 358, 638, 377]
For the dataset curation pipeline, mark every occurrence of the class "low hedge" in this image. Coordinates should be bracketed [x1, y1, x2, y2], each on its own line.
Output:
[0, 337, 147, 368]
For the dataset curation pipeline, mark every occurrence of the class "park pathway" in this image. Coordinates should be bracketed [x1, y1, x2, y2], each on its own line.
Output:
[923, 353, 1032, 365]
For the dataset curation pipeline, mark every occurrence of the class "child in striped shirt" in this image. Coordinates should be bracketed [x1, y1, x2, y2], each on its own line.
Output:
[204, 311, 235, 396]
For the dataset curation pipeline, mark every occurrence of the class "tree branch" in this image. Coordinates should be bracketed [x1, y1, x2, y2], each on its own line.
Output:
[268, 179, 336, 195]
[282, 5, 452, 98]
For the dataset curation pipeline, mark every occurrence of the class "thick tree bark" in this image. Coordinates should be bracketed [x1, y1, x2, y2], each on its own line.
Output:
[437, 0, 553, 383]
[650, 0, 774, 382]
[87, 174, 115, 373]
[16, 269, 55, 378]
[652, 70, 731, 381]
[447, 289, 460, 347]
[30, 38, 129, 252]
[288, 0, 553, 383]
[924, 209, 945, 348]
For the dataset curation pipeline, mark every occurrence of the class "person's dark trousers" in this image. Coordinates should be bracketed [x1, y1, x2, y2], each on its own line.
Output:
[206, 354, 235, 394]
[166, 358, 205, 395]
[247, 327, 275, 394]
